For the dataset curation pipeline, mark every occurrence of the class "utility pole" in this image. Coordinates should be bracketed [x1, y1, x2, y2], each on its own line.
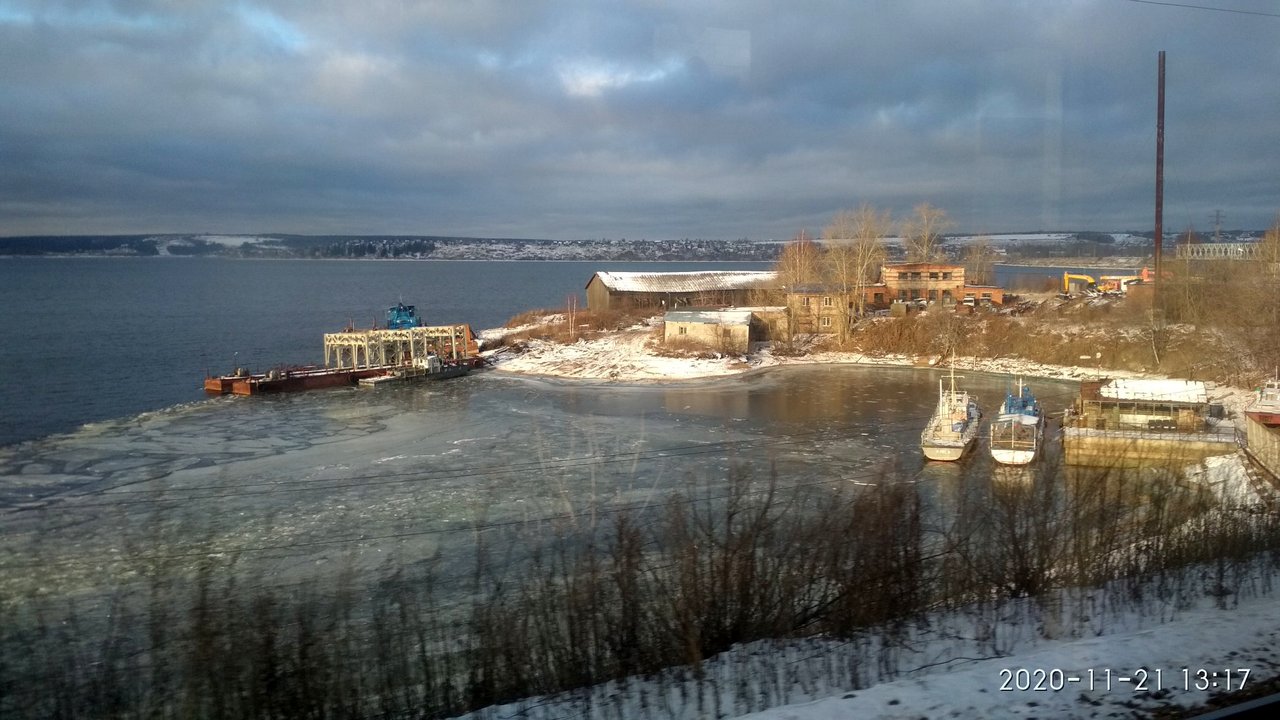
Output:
[1211, 209, 1224, 243]
[1154, 50, 1165, 308]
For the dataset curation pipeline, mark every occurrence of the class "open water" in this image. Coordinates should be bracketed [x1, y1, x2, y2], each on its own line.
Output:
[0, 257, 1083, 594]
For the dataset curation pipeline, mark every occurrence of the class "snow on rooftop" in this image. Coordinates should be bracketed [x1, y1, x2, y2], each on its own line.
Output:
[592, 270, 777, 293]
[1101, 378, 1207, 404]
[665, 309, 755, 324]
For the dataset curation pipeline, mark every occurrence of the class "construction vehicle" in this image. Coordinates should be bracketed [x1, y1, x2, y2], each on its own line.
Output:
[1062, 272, 1097, 294]
[1063, 270, 1154, 295]
[1097, 274, 1145, 293]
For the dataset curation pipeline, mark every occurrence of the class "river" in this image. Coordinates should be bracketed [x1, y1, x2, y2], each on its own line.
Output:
[0, 256, 1088, 596]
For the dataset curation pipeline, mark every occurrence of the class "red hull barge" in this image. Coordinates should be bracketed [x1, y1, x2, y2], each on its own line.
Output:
[205, 303, 480, 396]
[204, 365, 393, 396]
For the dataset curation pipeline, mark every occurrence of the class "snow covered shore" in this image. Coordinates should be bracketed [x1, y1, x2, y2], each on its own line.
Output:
[479, 319, 1254, 421]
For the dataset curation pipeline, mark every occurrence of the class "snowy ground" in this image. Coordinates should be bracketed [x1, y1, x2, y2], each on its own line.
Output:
[738, 589, 1280, 720]
[460, 564, 1280, 720]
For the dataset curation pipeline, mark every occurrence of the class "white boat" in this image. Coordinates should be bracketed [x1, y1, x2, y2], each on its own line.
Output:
[1245, 376, 1280, 427]
[921, 366, 982, 461]
[988, 378, 1044, 465]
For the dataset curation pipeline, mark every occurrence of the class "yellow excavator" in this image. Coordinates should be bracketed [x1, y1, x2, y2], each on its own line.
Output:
[1062, 272, 1097, 294]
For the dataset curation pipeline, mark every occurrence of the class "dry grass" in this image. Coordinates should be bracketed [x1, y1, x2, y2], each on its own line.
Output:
[492, 308, 655, 348]
[840, 294, 1260, 384]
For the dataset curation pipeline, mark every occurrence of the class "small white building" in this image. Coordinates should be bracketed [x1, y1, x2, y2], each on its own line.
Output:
[663, 308, 756, 354]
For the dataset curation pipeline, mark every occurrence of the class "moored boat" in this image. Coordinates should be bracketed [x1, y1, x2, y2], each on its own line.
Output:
[989, 378, 1044, 465]
[357, 353, 472, 387]
[921, 366, 982, 461]
[1245, 377, 1280, 427]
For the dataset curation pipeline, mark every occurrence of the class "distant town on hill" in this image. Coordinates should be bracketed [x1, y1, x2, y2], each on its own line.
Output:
[0, 230, 1266, 261]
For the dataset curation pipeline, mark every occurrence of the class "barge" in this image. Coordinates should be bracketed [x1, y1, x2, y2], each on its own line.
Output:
[205, 303, 479, 396]
[204, 365, 392, 396]
[357, 354, 473, 387]
[1061, 378, 1235, 467]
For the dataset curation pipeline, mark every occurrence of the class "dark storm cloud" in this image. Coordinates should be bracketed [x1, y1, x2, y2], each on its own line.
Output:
[1, 0, 1277, 238]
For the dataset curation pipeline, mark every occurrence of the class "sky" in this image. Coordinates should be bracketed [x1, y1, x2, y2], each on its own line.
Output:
[1, 0, 1277, 239]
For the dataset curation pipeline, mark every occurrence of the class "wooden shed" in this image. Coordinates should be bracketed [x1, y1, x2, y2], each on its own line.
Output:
[586, 271, 778, 311]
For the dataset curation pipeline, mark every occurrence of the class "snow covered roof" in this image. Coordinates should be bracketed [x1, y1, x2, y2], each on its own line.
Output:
[664, 309, 754, 325]
[1100, 378, 1207, 404]
[590, 271, 777, 293]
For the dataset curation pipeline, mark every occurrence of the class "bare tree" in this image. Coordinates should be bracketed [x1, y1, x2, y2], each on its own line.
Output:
[773, 229, 823, 289]
[900, 202, 952, 262]
[962, 236, 997, 286]
[823, 206, 889, 342]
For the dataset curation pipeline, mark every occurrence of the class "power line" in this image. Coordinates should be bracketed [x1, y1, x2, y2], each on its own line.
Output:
[1123, 0, 1280, 19]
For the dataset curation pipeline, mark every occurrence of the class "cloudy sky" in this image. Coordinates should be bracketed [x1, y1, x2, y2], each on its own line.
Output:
[1, 0, 1277, 239]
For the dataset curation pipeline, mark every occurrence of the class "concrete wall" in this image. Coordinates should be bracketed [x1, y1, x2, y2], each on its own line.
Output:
[1063, 428, 1237, 467]
[664, 320, 750, 353]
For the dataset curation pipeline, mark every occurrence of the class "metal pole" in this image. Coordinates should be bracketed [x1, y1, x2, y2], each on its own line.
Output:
[1154, 50, 1165, 304]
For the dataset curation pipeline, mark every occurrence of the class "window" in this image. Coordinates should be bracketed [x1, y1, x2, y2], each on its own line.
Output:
[819, 316, 831, 327]
[929, 272, 939, 280]
[801, 296, 810, 307]
[678, 326, 687, 335]
[942, 272, 952, 280]
[822, 296, 832, 306]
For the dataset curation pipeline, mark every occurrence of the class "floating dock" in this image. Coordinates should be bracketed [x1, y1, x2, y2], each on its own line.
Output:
[205, 303, 480, 396]
[1062, 378, 1236, 467]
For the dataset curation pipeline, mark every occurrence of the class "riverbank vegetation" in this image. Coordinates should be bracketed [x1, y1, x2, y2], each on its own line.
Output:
[484, 215, 1280, 388]
[3, 458, 1278, 719]
[793, 212, 1280, 387]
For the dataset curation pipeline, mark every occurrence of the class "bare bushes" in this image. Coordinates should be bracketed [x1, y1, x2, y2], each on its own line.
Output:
[6, 461, 1280, 719]
[462, 468, 927, 701]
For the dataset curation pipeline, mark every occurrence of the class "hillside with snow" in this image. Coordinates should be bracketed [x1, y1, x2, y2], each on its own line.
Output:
[1, 230, 1261, 261]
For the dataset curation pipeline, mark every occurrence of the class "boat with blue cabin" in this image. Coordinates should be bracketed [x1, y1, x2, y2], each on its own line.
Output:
[988, 378, 1044, 465]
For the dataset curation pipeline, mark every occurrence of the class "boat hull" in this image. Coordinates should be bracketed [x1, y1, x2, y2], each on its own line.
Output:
[990, 447, 1037, 466]
[922, 439, 975, 462]
[1246, 410, 1280, 427]
[204, 366, 391, 395]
